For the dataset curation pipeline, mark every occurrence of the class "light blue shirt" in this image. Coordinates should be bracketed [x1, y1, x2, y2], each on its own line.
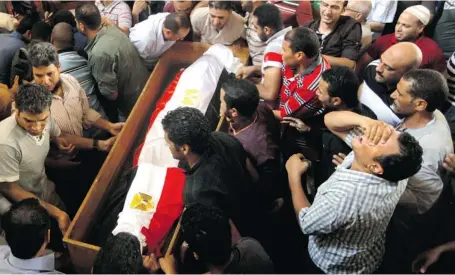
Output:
[0, 245, 61, 273]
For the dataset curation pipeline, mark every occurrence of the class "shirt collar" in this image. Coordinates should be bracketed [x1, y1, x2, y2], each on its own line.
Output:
[10, 31, 22, 40]
[299, 54, 322, 77]
[85, 26, 108, 52]
[9, 252, 55, 272]
[266, 26, 292, 44]
[334, 166, 392, 185]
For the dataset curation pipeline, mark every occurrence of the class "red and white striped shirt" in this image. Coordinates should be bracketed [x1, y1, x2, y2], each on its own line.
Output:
[279, 55, 330, 118]
[261, 26, 292, 77]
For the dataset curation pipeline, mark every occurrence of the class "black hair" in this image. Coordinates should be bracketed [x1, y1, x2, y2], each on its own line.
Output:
[15, 83, 52, 114]
[92, 232, 144, 274]
[252, 3, 284, 32]
[2, 198, 50, 260]
[12, 1, 36, 17]
[51, 9, 77, 28]
[15, 13, 40, 35]
[162, 107, 210, 155]
[375, 131, 423, 182]
[402, 69, 448, 113]
[181, 203, 232, 266]
[75, 3, 102, 30]
[208, 1, 233, 11]
[29, 42, 59, 68]
[284, 27, 320, 58]
[222, 78, 259, 117]
[163, 12, 191, 33]
[31, 21, 52, 42]
[51, 22, 75, 49]
[321, 66, 360, 108]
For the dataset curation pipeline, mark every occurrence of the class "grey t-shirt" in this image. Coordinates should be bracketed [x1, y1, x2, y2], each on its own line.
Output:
[432, 0, 455, 59]
[0, 115, 60, 204]
[398, 110, 454, 214]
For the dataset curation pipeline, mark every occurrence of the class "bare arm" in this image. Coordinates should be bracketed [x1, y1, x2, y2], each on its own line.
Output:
[59, 132, 115, 152]
[368, 21, 386, 33]
[324, 111, 370, 140]
[322, 55, 356, 69]
[256, 67, 282, 101]
[356, 52, 374, 76]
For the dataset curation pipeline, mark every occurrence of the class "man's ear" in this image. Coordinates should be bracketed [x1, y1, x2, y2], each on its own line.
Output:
[331, 97, 342, 107]
[368, 162, 384, 176]
[193, 252, 199, 261]
[296, 51, 304, 61]
[24, 30, 31, 40]
[163, 28, 173, 39]
[182, 144, 191, 156]
[231, 108, 238, 118]
[414, 99, 427, 112]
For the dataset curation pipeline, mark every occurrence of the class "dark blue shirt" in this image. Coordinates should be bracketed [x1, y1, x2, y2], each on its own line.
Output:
[0, 32, 24, 86]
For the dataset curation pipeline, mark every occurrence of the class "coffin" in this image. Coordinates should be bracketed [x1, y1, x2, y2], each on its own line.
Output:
[62, 41, 240, 273]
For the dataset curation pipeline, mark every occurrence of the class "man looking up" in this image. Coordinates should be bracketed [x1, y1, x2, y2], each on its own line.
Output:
[236, 3, 291, 108]
[285, 109, 423, 273]
[304, 0, 362, 69]
[76, 3, 149, 121]
[357, 5, 446, 73]
[191, 1, 245, 45]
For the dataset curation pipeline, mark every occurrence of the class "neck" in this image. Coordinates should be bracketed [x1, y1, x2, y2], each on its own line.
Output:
[296, 56, 317, 74]
[402, 111, 433, 129]
[86, 27, 102, 40]
[103, 0, 113, 6]
[350, 159, 371, 174]
[186, 153, 201, 169]
[230, 115, 255, 132]
[319, 20, 337, 33]
[55, 85, 64, 97]
[208, 254, 233, 274]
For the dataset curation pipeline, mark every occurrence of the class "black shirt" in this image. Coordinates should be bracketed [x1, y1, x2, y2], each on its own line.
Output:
[316, 104, 377, 186]
[362, 62, 394, 106]
[224, 238, 275, 274]
[182, 132, 259, 236]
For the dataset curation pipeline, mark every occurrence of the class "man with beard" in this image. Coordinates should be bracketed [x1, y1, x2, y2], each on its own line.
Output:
[358, 42, 422, 126]
[357, 5, 446, 74]
[304, 0, 362, 69]
[241, 0, 266, 66]
[236, 3, 291, 108]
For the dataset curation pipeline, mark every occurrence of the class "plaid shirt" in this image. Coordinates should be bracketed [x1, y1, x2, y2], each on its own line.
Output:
[279, 55, 328, 118]
[300, 131, 406, 273]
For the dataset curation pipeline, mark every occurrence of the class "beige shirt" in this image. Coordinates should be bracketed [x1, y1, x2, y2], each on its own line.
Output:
[191, 7, 245, 45]
[51, 74, 101, 136]
[360, 23, 372, 53]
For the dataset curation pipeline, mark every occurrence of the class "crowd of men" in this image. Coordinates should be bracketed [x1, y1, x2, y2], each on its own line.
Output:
[0, 0, 455, 274]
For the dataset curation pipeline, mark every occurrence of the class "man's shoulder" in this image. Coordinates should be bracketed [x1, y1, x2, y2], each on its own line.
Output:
[0, 116, 20, 145]
[228, 11, 245, 28]
[191, 7, 209, 23]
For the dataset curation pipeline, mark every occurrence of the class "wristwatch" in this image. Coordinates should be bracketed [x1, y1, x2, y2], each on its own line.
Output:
[92, 139, 99, 151]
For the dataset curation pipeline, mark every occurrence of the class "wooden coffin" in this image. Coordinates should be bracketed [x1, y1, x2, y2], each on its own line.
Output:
[62, 42, 213, 273]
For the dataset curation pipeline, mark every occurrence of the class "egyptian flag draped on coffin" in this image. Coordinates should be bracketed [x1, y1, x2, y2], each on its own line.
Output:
[112, 45, 242, 251]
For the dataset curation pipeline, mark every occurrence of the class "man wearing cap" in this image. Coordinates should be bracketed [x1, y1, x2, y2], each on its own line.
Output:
[357, 5, 446, 74]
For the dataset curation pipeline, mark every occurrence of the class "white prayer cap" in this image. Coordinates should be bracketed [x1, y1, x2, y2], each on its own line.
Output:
[403, 5, 431, 26]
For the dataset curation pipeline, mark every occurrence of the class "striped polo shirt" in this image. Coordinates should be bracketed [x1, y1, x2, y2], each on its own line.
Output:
[261, 26, 292, 79]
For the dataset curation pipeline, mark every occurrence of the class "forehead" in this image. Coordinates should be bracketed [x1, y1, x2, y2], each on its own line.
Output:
[209, 8, 230, 17]
[379, 130, 401, 155]
[174, 1, 192, 8]
[396, 78, 412, 94]
[398, 12, 420, 25]
[318, 78, 329, 91]
[20, 109, 50, 120]
[32, 64, 58, 74]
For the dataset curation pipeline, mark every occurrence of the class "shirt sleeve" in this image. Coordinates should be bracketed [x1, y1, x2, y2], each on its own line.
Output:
[298, 190, 344, 234]
[116, 2, 132, 29]
[367, 35, 387, 60]
[49, 117, 61, 138]
[89, 53, 118, 100]
[0, 144, 20, 183]
[368, 0, 397, 23]
[263, 45, 283, 70]
[341, 21, 362, 60]
[343, 127, 364, 148]
[79, 84, 102, 128]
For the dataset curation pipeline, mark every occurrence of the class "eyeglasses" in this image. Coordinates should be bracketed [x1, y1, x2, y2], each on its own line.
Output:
[345, 7, 361, 14]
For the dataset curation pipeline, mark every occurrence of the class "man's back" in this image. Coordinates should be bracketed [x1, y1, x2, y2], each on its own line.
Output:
[0, 32, 24, 86]
[58, 50, 106, 119]
[0, 245, 61, 274]
[86, 26, 149, 117]
[224, 237, 274, 274]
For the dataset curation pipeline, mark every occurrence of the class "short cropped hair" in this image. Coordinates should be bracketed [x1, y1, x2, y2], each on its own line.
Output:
[208, 1, 233, 10]
[30, 21, 52, 42]
[75, 3, 102, 30]
[92, 232, 145, 274]
[375, 132, 423, 182]
[14, 84, 52, 114]
[163, 12, 191, 33]
[2, 198, 50, 259]
[29, 42, 59, 68]
[182, 203, 232, 266]
[162, 107, 210, 155]
[402, 69, 448, 113]
[51, 9, 77, 28]
[253, 3, 284, 32]
[284, 27, 320, 58]
[222, 78, 260, 117]
[321, 66, 360, 108]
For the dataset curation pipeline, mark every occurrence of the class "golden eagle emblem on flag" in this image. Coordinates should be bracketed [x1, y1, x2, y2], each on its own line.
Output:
[130, 192, 154, 211]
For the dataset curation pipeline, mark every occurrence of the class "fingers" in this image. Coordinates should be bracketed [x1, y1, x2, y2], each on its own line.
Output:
[443, 153, 455, 173]
[332, 153, 346, 166]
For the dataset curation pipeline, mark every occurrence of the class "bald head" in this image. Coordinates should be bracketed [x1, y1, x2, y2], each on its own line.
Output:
[51, 22, 74, 50]
[345, 0, 372, 22]
[375, 42, 423, 84]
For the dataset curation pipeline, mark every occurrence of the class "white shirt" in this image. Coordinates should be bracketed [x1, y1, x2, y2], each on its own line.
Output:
[129, 12, 175, 68]
[0, 246, 61, 274]
[367, 0, 397, 23]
